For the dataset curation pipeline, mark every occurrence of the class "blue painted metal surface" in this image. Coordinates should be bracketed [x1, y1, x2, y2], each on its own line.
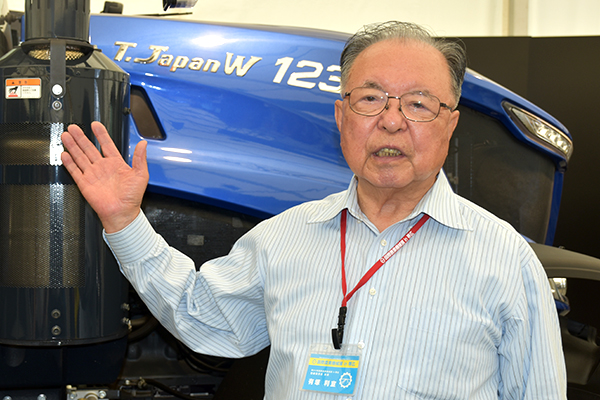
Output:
[89, 14, 571, 241]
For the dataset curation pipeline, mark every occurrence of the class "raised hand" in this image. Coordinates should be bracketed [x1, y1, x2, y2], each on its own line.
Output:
[61, 121, 149, 233]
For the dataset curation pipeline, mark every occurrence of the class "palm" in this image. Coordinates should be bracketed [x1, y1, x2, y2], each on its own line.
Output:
[61, 121, 149, 233]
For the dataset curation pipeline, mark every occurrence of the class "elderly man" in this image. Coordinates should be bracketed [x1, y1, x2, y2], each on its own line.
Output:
[61, 21, 566, 399]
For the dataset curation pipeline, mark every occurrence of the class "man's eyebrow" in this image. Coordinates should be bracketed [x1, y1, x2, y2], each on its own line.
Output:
[360, 81, 434, 97]
[362, 81, 385, 91]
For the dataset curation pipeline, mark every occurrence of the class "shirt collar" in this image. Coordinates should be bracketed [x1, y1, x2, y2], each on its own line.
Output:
[308, 171, 472, 232]
[413, 172, 472, 231]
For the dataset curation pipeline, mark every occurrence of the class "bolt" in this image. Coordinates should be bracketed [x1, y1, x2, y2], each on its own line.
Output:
[98, 391, 107, 399]
[38, 395, 47, 400]
[559, 160, 567, 169]
[52, 100, 62, 110]
[51, 309, 61, 319]
[51, 325, 61, 336]
[52, 84, 63, 96]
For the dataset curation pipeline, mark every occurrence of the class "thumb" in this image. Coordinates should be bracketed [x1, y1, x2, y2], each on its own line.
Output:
[132, 140, 148, 176]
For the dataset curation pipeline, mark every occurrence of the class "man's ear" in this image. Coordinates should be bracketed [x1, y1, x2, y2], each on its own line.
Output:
[447, 109, 460, 140]
[334, 99, 344, 132]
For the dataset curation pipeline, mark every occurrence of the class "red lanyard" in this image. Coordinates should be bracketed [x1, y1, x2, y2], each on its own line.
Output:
[332, 208, 430, 349]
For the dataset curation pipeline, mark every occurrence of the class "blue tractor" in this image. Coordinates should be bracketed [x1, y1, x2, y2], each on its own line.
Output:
[0, 1, 599, 399]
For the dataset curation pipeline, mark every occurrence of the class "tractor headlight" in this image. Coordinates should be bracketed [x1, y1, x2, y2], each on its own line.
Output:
[504, 103, 573, 161]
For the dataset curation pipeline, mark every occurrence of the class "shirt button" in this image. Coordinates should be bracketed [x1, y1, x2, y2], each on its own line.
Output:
[358, 341, 365, 349]
[380, 239, 387, 246]
[369, 288, 377, 296]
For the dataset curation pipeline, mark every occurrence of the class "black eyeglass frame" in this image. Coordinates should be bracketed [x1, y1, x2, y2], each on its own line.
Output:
[343, 88, 456, 122]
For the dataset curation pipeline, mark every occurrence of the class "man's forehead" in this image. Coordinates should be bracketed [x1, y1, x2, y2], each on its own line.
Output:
[347, 40, 451, 92]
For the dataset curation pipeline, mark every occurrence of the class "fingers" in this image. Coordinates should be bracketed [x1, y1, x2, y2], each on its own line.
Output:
[61, 121, 149, 184]
[61, 129, 93, 174]
[64, 124, 103, 166]
[62, 121, 125, 167]
[60, 149, 84, 183]
[91, 121, 122, 158]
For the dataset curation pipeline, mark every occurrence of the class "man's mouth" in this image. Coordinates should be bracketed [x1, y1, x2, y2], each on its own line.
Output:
[374, 148, 402, 157]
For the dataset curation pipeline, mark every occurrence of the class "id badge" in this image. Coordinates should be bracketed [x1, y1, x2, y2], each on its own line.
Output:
[301, 343, 362, 396]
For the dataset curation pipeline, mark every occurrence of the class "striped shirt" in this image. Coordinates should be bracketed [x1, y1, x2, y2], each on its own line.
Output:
[106, 172, 566, 399]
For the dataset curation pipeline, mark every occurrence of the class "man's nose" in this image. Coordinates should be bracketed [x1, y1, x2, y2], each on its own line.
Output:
[379, 98, 408, 132]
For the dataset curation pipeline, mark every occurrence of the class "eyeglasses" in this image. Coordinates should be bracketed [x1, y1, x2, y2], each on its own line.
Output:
[343, 87, 454, 122]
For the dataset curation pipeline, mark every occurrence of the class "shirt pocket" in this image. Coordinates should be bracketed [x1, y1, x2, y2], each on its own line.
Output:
[397, 307, 496, 399]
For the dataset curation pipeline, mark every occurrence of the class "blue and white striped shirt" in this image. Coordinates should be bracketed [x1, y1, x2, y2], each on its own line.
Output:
[106, 172, 566, 399]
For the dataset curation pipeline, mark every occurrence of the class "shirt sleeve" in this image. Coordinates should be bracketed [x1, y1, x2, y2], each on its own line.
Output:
[104, 211, 270, 358]
[498, 243, 567, 399]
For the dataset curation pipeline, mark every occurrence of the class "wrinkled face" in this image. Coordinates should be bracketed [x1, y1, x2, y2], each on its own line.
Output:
[335, 39, 460, 197]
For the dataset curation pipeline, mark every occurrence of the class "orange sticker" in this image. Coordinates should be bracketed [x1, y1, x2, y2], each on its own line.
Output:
[6, 77, 42, 99]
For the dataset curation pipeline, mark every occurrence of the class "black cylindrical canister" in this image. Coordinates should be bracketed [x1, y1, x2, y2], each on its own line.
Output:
[0, 41, 130, 346]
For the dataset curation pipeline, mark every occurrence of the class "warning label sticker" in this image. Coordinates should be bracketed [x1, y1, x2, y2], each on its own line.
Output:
[6, 78, 42, 99]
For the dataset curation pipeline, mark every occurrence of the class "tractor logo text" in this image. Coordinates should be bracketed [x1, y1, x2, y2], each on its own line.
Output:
[113, 41, 341, 94]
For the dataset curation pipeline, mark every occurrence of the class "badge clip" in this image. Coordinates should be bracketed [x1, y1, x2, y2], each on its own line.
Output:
[331, 306, 347, 350]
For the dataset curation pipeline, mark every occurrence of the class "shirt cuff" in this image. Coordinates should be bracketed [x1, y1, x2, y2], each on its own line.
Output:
[104, 210, 160, 265]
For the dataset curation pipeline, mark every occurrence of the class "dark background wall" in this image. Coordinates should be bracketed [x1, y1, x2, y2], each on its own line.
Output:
[460, 36, 600, 328]
[460, 36, 600, 259]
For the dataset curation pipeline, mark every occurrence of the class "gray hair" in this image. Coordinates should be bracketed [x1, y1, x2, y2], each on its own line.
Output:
[340, 21, 467, 106]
